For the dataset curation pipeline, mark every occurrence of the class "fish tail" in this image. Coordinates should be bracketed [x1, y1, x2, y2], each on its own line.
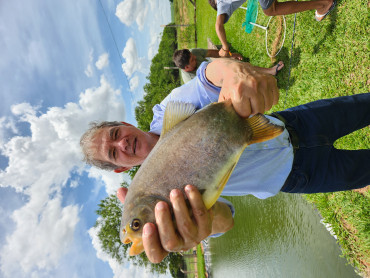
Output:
[246, 114, 284, 144]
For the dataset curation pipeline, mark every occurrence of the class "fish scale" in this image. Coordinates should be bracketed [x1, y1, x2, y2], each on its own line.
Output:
[120, 100, 284, 256]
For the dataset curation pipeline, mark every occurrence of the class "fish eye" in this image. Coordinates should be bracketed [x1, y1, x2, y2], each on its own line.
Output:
[130, 219, 141, 231]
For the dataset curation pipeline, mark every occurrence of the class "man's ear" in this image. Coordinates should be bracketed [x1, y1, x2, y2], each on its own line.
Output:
[121, 121, 134, 127]
[183, 65, 191, 72]
[114, 166, 132, 173]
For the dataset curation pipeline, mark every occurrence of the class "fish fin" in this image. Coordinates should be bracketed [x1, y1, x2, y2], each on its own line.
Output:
[247, 114, 284, 144]
[129, 238, 145, 256]
[202, 159, 239, 210]
[161, 102, 196, 136]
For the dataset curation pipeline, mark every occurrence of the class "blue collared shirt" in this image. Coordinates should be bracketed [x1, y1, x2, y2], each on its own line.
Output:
[150, 62, 294, 199]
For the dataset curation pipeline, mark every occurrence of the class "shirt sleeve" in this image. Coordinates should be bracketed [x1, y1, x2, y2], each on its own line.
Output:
[217, 0, 231, 23]
[149, 76, 204, 135]
[208, 197, 235, 238]
[149, 62, 220, 135]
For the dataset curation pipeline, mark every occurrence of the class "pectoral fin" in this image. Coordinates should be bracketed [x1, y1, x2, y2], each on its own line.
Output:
[247, 114, 284, 144]
[161, 102, 196, 136]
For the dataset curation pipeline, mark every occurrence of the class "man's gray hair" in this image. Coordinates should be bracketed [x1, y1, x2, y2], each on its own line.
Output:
[80, 121, 126, 171]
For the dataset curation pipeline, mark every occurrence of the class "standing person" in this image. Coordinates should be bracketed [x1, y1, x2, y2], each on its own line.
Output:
[173, 48, 243, 83]
[209, 0, 336, 57]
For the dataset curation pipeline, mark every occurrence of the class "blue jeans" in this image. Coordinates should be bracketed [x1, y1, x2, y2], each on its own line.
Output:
[277, 93, 370, 194]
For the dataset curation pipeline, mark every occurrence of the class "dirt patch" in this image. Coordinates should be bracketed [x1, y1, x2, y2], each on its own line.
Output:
[270, 16, 283, 57]
[207, 38, 218, 49]
[177, 0, 191, 25]
[174, 0, 197, 48]
[353, 185, 370, 196]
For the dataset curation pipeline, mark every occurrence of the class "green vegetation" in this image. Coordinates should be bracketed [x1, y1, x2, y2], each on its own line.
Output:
[181, 246, 206, 278]
[135, 25, 180, 132]
[189, 0, 369, 275]
[173, 0, 197, 49]
[197, 244, 206, 277]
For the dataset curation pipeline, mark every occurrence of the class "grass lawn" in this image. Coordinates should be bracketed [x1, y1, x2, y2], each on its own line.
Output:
[197, 244, 206, 277]
[182, 246, 206, 278]
[173, 0, 197, 49]
[175, 0, 369, 276]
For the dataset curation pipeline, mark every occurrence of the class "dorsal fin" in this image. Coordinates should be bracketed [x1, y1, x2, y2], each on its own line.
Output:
[246, 114, 284, 144]
[161, 102, 196, 136]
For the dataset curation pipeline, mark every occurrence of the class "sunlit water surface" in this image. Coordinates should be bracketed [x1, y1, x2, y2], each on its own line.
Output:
[209, 193, 359, 277]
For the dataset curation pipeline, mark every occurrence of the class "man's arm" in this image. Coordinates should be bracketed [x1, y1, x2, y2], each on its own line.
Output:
[215, 14, 231, 57]
[205, 59, 279, 117]
[117, 186, 234, 263]
[206, 49, 243, 61]
[209, 198, 235, 235]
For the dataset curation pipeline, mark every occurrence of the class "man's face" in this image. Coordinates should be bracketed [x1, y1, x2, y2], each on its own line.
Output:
[184, 54, 197, 72]
[91, 124, 158, 171]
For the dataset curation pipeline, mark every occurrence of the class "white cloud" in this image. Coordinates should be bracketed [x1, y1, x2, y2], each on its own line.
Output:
[0, 76, 127, 277]
[95, 53, 109, 70]
[129, 76, 140, 91]
[0, 117, 19, 145]
[115, 0, 149, 31]
[121, 38, 148, 77]
[0, 1, 107, 117]
[146, 0, 172, 60]
[1, 196, 80, 277]
[85, 49, 95, 77]
[85, 64, 94, 77]
[69, 179, 79, 188]
[87, 167, 130, 196]
[11, 102, 38, 117]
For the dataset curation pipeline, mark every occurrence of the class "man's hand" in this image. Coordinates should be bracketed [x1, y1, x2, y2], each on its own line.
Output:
[218, 49, 243, 61]
[206, 59, 279, 117]
[219, 47, 231, 57]
[231, 53, 243, 61]
[144, 185, 213, 263]
[117, 185, 224, 264]
[206, 49, 243, 61]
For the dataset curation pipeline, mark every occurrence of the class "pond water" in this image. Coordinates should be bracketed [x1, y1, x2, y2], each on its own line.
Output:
[209, 193, 359, 277]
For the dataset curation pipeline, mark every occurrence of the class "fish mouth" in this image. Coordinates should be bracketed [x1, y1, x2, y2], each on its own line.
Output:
[121, 223, 144, 256]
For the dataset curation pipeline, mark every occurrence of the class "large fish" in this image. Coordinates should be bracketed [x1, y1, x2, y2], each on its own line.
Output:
[120, 100, 284, 256]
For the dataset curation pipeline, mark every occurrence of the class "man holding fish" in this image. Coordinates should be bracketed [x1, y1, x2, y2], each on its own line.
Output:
[80, 58, 370, 263]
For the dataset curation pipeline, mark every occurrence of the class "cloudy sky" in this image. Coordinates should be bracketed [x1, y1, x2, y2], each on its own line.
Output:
[0, 0, 172, 277]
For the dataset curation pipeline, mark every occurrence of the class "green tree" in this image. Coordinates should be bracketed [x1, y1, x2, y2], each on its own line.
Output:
[135, 25, 180, 131]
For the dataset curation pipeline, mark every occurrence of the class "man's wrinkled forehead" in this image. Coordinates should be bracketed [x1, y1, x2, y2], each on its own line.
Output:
[91, 127, 110, 160]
